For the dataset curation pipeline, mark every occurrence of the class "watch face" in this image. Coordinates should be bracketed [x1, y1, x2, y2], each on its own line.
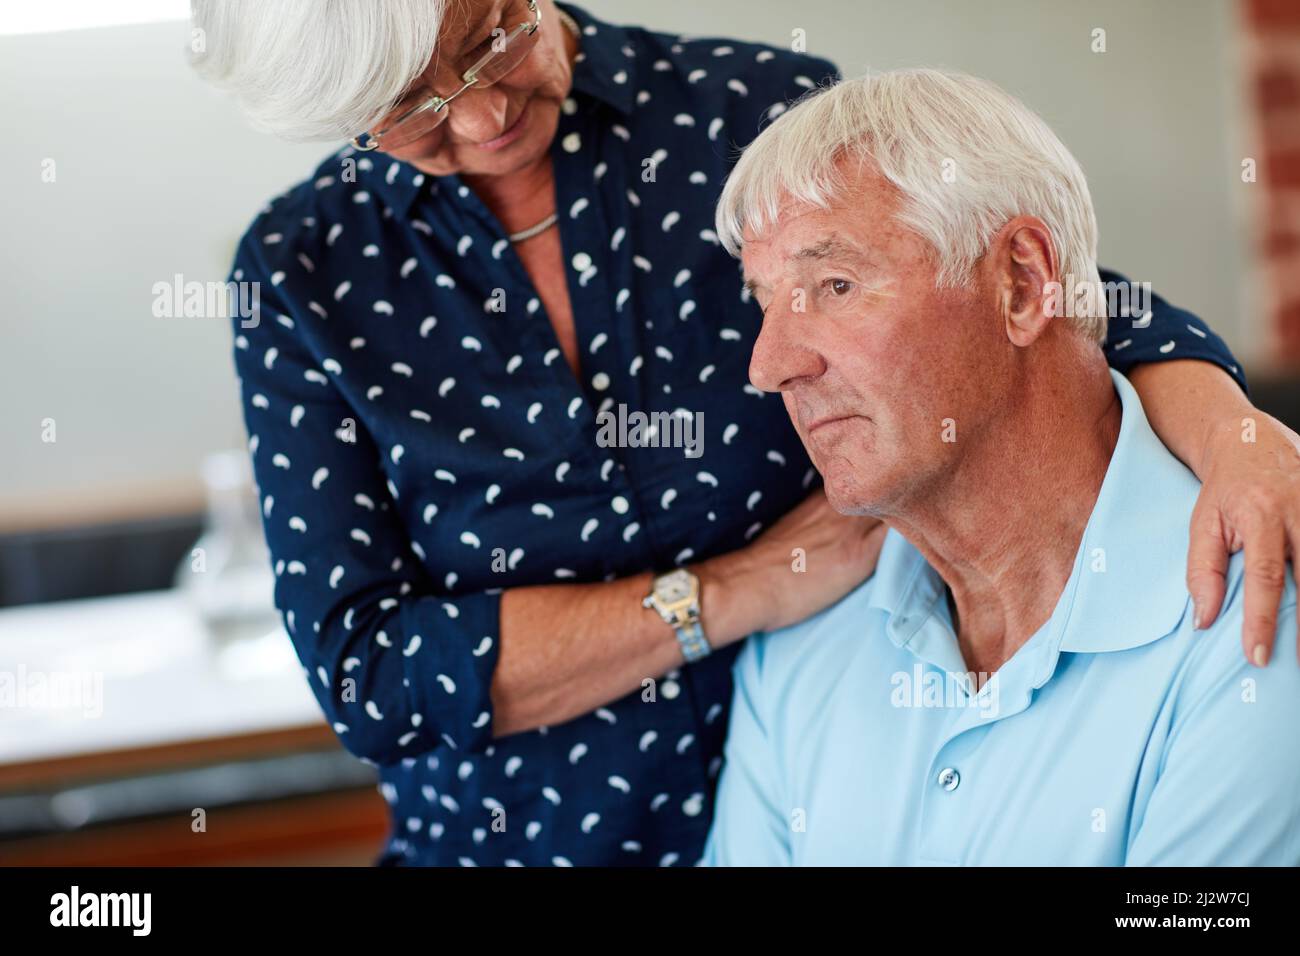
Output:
[659, 570, 691, 602]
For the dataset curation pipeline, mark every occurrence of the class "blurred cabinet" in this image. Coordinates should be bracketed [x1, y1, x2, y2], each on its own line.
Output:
[0, 590, 390, 866]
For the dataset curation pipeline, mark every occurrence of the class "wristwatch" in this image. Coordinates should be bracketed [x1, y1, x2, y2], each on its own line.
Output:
[642, 568, 712, 662]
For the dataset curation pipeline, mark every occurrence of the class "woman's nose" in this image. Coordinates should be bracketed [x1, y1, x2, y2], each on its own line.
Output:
[446, 85, 512, 143]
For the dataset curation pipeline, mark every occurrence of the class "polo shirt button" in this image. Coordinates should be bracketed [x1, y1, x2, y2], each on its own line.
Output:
[572, 251, 593, 271]
[937, 767, 960, 791]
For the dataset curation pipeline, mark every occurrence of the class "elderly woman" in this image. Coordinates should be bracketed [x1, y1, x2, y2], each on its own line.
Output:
[191, 0, 1300, 866]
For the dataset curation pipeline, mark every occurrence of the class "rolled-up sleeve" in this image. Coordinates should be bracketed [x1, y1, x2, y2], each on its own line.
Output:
[230, 227, 501, 764]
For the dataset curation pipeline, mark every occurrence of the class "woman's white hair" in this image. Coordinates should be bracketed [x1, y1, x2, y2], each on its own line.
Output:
[189, 0, 447, 142]
[716, 68, 1106, 342]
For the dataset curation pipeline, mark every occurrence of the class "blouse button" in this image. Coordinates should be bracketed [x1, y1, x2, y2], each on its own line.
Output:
[592, 372, 610, 391]
[612, 495, 630, 514]
[572, 251, 593, 271]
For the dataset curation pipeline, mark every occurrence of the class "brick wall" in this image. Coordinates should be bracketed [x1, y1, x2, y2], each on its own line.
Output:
[1244, 0, 1300, 366]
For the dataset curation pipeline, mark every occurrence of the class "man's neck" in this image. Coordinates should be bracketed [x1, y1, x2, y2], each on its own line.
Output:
[889, 343, 1122, 677]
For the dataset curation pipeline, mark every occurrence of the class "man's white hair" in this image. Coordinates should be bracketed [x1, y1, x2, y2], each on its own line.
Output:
[189, 0, 446, 142]
[716, 68, 1107, 342]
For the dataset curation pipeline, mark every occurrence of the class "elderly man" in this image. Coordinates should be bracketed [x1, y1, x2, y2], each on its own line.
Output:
[703, 69, 1300, 865]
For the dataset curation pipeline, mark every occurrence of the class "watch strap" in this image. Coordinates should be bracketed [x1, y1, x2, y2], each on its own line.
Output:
[673, 617, 711, 662]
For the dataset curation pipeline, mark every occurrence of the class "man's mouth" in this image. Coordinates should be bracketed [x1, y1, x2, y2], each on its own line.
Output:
[807, 414, 862, 434]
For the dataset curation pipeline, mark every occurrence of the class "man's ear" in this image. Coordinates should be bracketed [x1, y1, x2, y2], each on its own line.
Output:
[994, 216, 1058, 348]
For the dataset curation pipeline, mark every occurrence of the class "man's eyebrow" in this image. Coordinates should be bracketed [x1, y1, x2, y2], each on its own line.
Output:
[741, 236, 866, 297]
[793, 237, 860, 261]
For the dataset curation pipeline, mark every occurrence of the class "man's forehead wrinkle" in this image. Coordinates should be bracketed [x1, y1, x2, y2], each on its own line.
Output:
[740, 234, 848, 291]
[739, 220, 860, 291]
[757, 196, 827, 244]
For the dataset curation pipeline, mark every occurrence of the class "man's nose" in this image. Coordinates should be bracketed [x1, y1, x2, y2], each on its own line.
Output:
[748, 297, 823, 393]
[446, 84, 511, 142]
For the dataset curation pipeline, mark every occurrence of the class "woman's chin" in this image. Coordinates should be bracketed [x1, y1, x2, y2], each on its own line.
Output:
[478, 101, 560, 172]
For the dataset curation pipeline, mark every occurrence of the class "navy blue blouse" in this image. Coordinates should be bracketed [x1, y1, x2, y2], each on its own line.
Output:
[228, 3, 1245, 866]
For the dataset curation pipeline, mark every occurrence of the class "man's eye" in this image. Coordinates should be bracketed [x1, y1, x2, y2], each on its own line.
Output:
[824, 278, 854, 296]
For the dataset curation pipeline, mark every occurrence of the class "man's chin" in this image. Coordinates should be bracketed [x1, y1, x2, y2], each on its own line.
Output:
[821, 469, 881, 516]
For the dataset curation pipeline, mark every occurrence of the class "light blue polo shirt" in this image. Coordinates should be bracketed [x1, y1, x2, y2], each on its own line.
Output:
[704, 371, 1300, 866]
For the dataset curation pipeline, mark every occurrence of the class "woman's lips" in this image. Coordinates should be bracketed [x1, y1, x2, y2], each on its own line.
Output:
[477, 105, 529, 151]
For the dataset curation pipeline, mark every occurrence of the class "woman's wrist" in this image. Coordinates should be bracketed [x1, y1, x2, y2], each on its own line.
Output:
[696, 549, 777, 648]
[1127, 359, 1252, 478]
[1199, 413, 1248, 478]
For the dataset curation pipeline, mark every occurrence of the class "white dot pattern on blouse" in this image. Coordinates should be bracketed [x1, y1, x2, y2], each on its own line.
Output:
[227, 3, 1241, 867]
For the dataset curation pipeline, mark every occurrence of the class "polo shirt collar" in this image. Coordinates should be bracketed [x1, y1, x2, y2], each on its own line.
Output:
[1055, 370, 1197, 652]
[867, 370, 1195, 665]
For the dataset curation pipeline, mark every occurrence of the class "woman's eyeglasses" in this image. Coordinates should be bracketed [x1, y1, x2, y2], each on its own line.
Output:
[351, 0, 542, 152]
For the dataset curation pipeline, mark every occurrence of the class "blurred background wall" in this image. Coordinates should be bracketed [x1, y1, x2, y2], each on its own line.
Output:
[0, 0, 1291, 532]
